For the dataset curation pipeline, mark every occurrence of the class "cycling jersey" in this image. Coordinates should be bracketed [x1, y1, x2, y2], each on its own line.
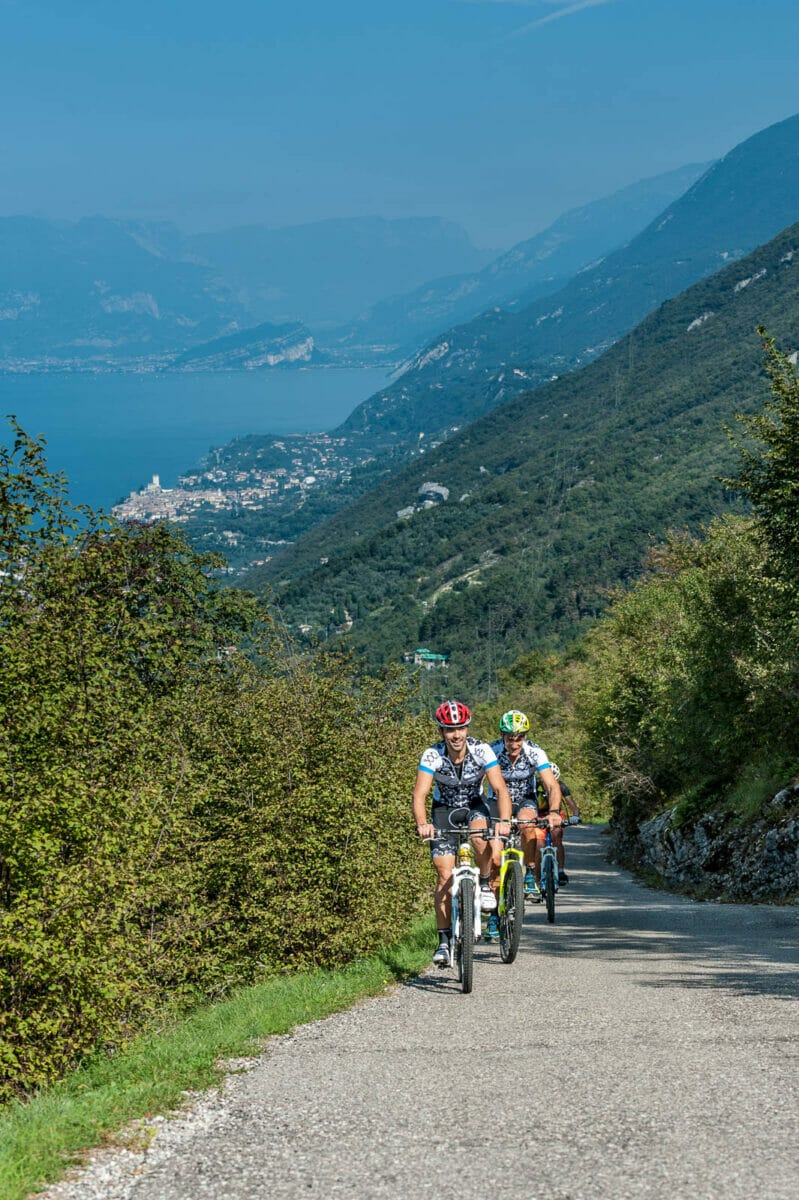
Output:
[489, 738, 551, 808]
[418, 737, 498, 808]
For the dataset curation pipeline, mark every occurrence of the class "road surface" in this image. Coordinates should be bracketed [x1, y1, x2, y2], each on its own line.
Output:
[51, 824, 799, 1200]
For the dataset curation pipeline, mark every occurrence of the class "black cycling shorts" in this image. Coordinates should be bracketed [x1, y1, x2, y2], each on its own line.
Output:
[429, 800, 492, 859]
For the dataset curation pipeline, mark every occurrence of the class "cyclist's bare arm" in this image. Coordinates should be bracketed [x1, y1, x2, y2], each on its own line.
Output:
[412, 770, 436, 839]
[538, 767, 564, 824]
[562, 790, 580, 819]
[485, 764, 512, 828]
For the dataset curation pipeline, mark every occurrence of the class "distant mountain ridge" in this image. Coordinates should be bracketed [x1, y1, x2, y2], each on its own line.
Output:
[0, 215, 492, 370]
[320, 163, 710, 356]
[338, 112, 799, 443]
[0, 167, 715, 372]
[0, 215, 245, 366]
[170, 320, 325, 371]
[184, 216, 496, 329]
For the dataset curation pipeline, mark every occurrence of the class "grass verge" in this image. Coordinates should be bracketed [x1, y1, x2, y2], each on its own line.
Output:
[0, 915, 436, 1200]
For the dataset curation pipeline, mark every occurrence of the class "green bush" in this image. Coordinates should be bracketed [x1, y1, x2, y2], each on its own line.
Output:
[0, 423, 429, 1101]
[578, 517, 799, 830]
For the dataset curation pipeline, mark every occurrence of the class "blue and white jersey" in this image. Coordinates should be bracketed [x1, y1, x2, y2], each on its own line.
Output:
[489, 738, 551, 806]
[417, 737, 497, 808]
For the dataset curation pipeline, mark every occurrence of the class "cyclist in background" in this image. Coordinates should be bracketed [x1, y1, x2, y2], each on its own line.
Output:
[545, 763, 579, 883]
[413, 700, 512, 964]
[489, 710, 563, 898]
[552, 764, 580, 824]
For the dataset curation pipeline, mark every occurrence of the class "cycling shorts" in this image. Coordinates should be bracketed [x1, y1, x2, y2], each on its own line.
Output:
[430, 800, 492, 860]
[480, 796, 534, 824]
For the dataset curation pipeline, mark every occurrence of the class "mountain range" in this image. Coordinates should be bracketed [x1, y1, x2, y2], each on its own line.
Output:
[0, 167, 708, 371]
[0, 215, 490, 369]
[167, 111, 799, 579]
[252, 219, 799, 686]
[320, 163, 709, 358]
[337, 112, 799, 445]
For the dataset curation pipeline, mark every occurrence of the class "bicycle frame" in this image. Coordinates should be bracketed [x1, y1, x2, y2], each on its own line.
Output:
[540, 827, 559, 891]
[450, 838, 482, 941]
[498, 828, 525, 917]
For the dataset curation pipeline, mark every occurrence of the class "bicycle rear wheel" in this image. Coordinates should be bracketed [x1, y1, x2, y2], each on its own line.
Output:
[543, 855, 556, 923]
[499, 859, 524, 964]
[456, 877, 475, 993]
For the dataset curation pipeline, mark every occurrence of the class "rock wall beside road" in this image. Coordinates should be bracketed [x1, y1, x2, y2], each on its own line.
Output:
[610, 782, 799, 901]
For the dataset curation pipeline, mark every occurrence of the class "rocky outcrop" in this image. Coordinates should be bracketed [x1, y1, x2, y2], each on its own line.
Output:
[610, 782, 799, 901]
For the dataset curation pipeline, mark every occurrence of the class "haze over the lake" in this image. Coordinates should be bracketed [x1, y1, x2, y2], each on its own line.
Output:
[3, 0, 798, 248]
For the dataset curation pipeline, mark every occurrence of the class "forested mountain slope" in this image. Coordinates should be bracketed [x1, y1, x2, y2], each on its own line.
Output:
[250, 221, 799, 686]
[338, 112, 799, 443]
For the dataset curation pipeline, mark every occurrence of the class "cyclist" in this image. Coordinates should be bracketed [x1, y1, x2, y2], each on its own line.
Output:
[489, 710, 563, 898]
[544, 763, 579, 883]
[413, 700, 512, 964]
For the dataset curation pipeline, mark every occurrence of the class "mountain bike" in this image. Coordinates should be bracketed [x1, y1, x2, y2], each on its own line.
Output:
[495, 818, 525, 963]
[424, 813, 483, 993]
[535, 817, 559, 923]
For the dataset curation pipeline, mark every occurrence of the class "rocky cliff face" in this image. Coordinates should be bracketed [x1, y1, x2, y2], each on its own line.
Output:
[609, 783, 799, 902]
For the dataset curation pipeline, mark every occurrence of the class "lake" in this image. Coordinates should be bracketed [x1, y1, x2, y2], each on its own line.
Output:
[0, 368, 390, 511]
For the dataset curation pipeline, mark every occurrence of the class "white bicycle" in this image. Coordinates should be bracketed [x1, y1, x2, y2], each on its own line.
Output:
[425, 811, 483, 993]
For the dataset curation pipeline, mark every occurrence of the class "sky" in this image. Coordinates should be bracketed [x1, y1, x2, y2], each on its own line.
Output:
[1, 0, 798, 249]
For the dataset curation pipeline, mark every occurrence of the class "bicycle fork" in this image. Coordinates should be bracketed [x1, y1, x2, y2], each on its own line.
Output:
[541, 831, 558, 890]
[450, 863, 482, 941]
[498, 847, 525, 915]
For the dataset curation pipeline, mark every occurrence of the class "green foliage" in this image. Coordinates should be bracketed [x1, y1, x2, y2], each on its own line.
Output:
[728, 328, 799, 580]
[475, 644, 610, 822]
[578, 517, 799, 830]
[0, 423, 429, 1101]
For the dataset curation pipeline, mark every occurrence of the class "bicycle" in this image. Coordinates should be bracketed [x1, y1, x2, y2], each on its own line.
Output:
[535, 817, 559, 923]
[424, 813, 483, 993]
[494, 817, 525, 963]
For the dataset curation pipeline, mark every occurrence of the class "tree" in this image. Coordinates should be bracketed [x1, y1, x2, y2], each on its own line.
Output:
[729, 328, 799, 580]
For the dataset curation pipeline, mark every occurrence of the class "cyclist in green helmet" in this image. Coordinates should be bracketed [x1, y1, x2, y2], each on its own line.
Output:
[489, 710, 564, 897]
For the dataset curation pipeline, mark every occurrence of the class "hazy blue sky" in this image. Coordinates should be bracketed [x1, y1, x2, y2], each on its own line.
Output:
[2, 0, 798, 247]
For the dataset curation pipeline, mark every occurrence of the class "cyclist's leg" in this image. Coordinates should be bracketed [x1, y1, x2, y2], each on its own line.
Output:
[518, 803, 537, 867]
[470, 799, 500, 899]
[429, 806, 457, 951]
[531, 823, 546, 885]
[431, 852, 455, 927]
[518, 804, 538, 894]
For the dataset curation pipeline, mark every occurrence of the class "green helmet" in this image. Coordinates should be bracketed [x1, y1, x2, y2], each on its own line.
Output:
[498, 710, 530, 734]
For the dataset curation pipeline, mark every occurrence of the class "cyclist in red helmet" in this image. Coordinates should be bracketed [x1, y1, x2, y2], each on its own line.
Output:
[413, 700, 512, 965]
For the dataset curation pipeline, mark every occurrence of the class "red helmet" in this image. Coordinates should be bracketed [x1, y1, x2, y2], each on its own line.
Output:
[435, 700, 472, 728]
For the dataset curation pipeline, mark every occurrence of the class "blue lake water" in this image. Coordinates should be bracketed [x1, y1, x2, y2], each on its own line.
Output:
[0, 368, 389, 511]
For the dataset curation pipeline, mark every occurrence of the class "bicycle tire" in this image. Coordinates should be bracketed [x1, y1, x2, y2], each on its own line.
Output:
[543, 854, 556, 923]
[458, 877, 475, 993]
[499, 858, 524, 964]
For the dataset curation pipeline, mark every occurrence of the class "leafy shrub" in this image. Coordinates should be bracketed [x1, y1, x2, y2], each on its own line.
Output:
[0, 423, 428, 1100]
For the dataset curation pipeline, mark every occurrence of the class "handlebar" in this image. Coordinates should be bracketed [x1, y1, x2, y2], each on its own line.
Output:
[417, 812, 576, 840]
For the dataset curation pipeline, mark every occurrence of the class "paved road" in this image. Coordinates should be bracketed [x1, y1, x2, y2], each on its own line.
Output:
[53, 825, 799, 1200]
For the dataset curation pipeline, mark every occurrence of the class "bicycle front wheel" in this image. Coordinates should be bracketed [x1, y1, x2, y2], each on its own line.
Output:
[499, 858, 524, 964]
[457, 877, 475, 993]
[543, 856, 556, 923]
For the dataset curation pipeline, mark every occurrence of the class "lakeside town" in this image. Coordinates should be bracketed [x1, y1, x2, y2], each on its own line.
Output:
[112, 430, 363, 536]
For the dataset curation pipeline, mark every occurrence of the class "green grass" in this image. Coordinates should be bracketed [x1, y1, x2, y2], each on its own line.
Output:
[723, 755, 799, 823]
[0, 915, 436, 1200]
